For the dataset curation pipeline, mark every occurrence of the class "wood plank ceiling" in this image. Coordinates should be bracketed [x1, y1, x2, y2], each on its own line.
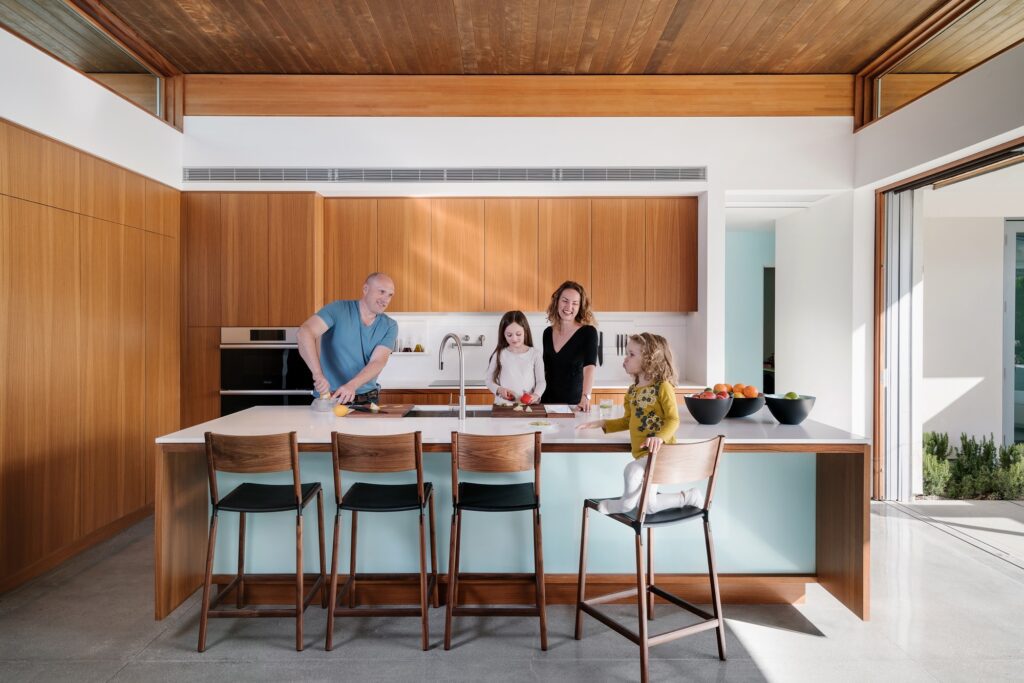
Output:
[96, 0, 950, 75]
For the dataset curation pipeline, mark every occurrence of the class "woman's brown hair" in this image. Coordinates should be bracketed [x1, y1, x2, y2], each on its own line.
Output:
[628, 333, 677, 387]
[545, 280, 595, 329]
[489, 310, 535, 385]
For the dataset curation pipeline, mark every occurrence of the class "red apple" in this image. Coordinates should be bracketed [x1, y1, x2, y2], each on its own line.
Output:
[520, 392, 534, 404]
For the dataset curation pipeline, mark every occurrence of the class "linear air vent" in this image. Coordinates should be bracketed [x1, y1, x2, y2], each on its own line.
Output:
[182, 166, 707, 183]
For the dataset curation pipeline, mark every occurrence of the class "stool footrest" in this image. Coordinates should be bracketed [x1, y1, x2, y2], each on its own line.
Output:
[452, 606, 541, 617]
[332, 606, 424, 617]
[578, 602, 641, 645]
[208, 607, 301, 619]
[210, 574, 324, 613]
[586, 587, 639, 606]
[650, 584, 714, 621]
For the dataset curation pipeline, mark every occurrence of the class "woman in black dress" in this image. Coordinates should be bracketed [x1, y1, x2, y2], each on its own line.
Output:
[540, 281, 598, 410]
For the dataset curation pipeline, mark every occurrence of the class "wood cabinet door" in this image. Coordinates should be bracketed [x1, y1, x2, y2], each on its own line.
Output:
[431, 198, 484, 312]
[80, 155, 125, 224]
[1, 123, 80, 213]
[145, 233, 180, 506]
[591, 198, 645, 311]
[183, 327, 221, 427]
[221, 193, 269, 326]
[121, 227, 147, 516]
[484, 198, 538, 312]
[378, 198, 431, 312]
[538, 198, 591, 304]
[645, 197, 698, 312]
[0, 197, 81, 577]
[268, 193, 317, 325]
[146, 179, 181, 238]
[184, 194, 222, 326]
[123, 171, 146, 229]
[324, 198, 377, 303]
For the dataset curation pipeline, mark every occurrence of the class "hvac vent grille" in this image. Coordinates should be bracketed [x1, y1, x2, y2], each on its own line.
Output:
[182, 166, 707, 183]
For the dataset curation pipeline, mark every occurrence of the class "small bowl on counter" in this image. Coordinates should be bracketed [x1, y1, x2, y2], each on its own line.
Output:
[764, 394, 816, 425]
[725, 394, 766, 418]
[683, 395, 733, 425]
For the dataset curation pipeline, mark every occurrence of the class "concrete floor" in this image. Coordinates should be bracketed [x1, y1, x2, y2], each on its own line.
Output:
[1, 502, 1023, 682]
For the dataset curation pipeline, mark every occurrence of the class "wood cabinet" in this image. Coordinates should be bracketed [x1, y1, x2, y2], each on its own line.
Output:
[221, 193, 269, 326]
[0, 121, 80, 213]
[183, 327, 220, 428]
[645, 197, 698, 312]
[431, 198, 485, 312]
[184, 193, 223, 326]
[591, 198, 645, 311]
[145, 178, 181, 238]
[538, 198, 591, 303]
[80, 155, 125, 225]
[324, 198, 377, 303]
[123, 170, 146, 229]
[269, 193, 321, 325]
[484, 198, 538, 312]
[378, 198, 431, 312]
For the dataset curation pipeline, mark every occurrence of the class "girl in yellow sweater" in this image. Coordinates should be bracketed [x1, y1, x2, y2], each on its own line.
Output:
[577, 333, 703, 515]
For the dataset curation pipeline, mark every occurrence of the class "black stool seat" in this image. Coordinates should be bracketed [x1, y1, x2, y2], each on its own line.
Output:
[340, 482, 433, 512]
[457, 482, 537, 511]
[217, 482, 321, 513]
[587, 497, 705, 532]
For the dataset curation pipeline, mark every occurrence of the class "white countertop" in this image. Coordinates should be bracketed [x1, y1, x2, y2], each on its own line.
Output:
[382, 379, 706, 390]
[157, 406, 868, 446]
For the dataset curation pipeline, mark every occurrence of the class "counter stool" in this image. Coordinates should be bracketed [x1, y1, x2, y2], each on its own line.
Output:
[574, 436, 726, 683]
[326, 431, 439, 651]
[444, 431, 547, 651]
[198, 431, 326, 652]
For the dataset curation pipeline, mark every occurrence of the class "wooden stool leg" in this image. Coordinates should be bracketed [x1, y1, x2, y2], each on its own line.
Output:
[429, 494, 439, 608]
[704, 517, 727, 661]
[635, 533, 649, 683]
[325, 512, 341, 651]
[533, 509, 548, 651]
[295, 513, 304, 652]
[348, 511, 359, 608]
[317, 491, 327, 608]
[647, 527, 654, 619]
[197, 513, 218, 653]
[574, 503, 590, 640]
[444, 511, 460, 650]
[418, 508, 430, 651]
[236, 512, 246, 609]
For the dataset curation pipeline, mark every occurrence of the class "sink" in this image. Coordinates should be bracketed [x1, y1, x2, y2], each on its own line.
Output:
[405, 408, 491, 418]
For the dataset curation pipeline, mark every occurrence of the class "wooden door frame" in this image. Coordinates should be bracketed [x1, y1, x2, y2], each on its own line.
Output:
[872, 133, 1024, 499]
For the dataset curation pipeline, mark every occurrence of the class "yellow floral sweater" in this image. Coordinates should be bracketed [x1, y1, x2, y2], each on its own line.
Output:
[602, 381, 680, 459]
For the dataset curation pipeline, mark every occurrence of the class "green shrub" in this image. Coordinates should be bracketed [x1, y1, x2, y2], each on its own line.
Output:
[923, 451, 950, 496]
[921, 432, 1024, 500]
[992, 461, 1024, 500]
[924, 432, 951, 460]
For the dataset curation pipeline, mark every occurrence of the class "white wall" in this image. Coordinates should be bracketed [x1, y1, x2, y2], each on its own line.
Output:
[724, 228, 775, 387]
[0, 30, 181, 186]
[775, 192, 855, 431]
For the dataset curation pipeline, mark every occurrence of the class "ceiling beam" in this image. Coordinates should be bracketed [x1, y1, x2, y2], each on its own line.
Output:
[64, 0, 181, 76]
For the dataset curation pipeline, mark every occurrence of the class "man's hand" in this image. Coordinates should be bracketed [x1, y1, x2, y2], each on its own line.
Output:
[313, 374, 331, 396]
[642, 436, 664, 455]
[332, 383, 357, 404]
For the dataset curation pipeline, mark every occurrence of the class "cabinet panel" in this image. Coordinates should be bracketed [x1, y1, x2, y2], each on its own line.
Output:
[645, 197, 698, 312]
[591, 198, 645, 311]
[324, 198, 377, 303]
[484, 198, 538, 312]
[184, 194, 222, 326]
[80, 155, 125, 224]
[431, 198, 484, 312]
[183, 327, 221, 427]
[145, 178, 181, 238]
[145, 233, 180, 506]
[123, 171, 146, 229]
[121, 227, 147, 515]
[0, 197, 81, 577]
[2, 123, 80, 213]
[538, 198, 590, 305]
[221, 193, 269, 326]
[268, 193, 317, 325]
[378, 198, 431, 312]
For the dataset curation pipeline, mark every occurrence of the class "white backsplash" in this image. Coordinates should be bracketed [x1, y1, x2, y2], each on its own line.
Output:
[376, 312, 693, 388]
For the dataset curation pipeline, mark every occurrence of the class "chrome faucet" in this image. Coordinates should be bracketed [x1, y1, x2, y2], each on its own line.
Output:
[438, 333, 466, 421]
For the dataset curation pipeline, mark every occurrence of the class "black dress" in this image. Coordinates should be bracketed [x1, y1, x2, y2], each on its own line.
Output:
[540, 325, 598, 404]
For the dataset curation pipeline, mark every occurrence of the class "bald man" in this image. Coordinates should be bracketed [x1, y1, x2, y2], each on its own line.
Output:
[298, 272, 398, 405]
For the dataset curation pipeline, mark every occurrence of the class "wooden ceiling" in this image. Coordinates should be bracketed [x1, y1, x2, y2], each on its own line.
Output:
[93, 0, 951, 76]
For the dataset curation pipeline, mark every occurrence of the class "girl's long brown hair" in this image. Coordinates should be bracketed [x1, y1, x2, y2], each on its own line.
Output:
[545, 280, 595, 329]
[490, 310, 535, 385]
[628, 333, 677, 386]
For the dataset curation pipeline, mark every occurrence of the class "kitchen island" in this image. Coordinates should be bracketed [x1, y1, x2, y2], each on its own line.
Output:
[155, 406, 870, 621]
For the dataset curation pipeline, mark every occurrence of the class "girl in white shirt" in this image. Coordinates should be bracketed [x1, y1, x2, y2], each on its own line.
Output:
[485, 310, 546, 405]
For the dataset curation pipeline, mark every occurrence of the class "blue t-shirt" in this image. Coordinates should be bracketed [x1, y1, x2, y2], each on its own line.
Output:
[316, 300, 397, 394]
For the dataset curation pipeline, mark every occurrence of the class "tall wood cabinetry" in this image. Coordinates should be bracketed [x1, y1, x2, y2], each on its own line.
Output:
[0, 119, 181, 591]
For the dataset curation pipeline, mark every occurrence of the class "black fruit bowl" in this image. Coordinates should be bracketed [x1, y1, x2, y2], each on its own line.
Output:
[765, 395, 816, 425]
[726, 394, 765, 418]
[684, 396, 733, 425]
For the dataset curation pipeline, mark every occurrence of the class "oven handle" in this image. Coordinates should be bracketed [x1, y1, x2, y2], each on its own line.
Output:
[220, 344, 299, 350]
[219, 390, 312, 395]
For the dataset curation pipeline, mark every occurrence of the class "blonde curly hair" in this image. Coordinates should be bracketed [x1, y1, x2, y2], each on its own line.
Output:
[628, 333, 677, 386]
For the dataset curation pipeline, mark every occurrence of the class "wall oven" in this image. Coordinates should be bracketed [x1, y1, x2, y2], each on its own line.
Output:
[219, 327, 313, 416]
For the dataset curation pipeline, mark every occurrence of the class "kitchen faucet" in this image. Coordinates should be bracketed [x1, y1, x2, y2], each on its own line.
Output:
[438, 333, 466, 421]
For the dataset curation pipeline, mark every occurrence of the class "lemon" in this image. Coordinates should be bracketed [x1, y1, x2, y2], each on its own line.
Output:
[333, 404, 350, 417]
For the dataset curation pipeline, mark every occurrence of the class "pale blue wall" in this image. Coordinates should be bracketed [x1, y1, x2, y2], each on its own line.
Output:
[725, 229, 775, 389]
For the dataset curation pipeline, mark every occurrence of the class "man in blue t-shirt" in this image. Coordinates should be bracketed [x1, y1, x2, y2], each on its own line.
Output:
[298, 272, 398, 404]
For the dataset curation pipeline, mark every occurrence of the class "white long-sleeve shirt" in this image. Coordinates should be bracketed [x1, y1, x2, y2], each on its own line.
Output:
[484, 346, 546, 402]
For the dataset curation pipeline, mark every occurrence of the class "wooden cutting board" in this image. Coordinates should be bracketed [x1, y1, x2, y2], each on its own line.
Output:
[489, 404, 575, 418]
[344, 404, 414, 418]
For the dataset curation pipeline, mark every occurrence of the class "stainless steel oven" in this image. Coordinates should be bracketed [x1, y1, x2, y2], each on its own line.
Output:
[219, 327, 314, 416]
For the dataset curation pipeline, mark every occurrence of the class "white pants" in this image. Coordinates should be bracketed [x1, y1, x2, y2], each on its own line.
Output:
[598, 456, 704, 515]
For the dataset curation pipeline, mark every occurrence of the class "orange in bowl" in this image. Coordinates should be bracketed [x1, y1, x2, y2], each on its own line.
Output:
[713, 383, 731, 394]
[732, 383, 746, 395]
[742, 385, 759, 398]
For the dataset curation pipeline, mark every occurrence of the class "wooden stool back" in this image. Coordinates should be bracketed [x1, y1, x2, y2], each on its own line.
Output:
[636, 436, 725, 523]
[450, 431, 542, 501]
[330, 431, 425, 502]
[204, 432, 301, 506]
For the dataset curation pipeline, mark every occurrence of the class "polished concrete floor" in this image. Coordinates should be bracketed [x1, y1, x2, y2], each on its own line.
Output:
[1, 502, 1023, 682]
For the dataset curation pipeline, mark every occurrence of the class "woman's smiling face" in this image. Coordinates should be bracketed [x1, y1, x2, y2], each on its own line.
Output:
[558, 289, 581, 323]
